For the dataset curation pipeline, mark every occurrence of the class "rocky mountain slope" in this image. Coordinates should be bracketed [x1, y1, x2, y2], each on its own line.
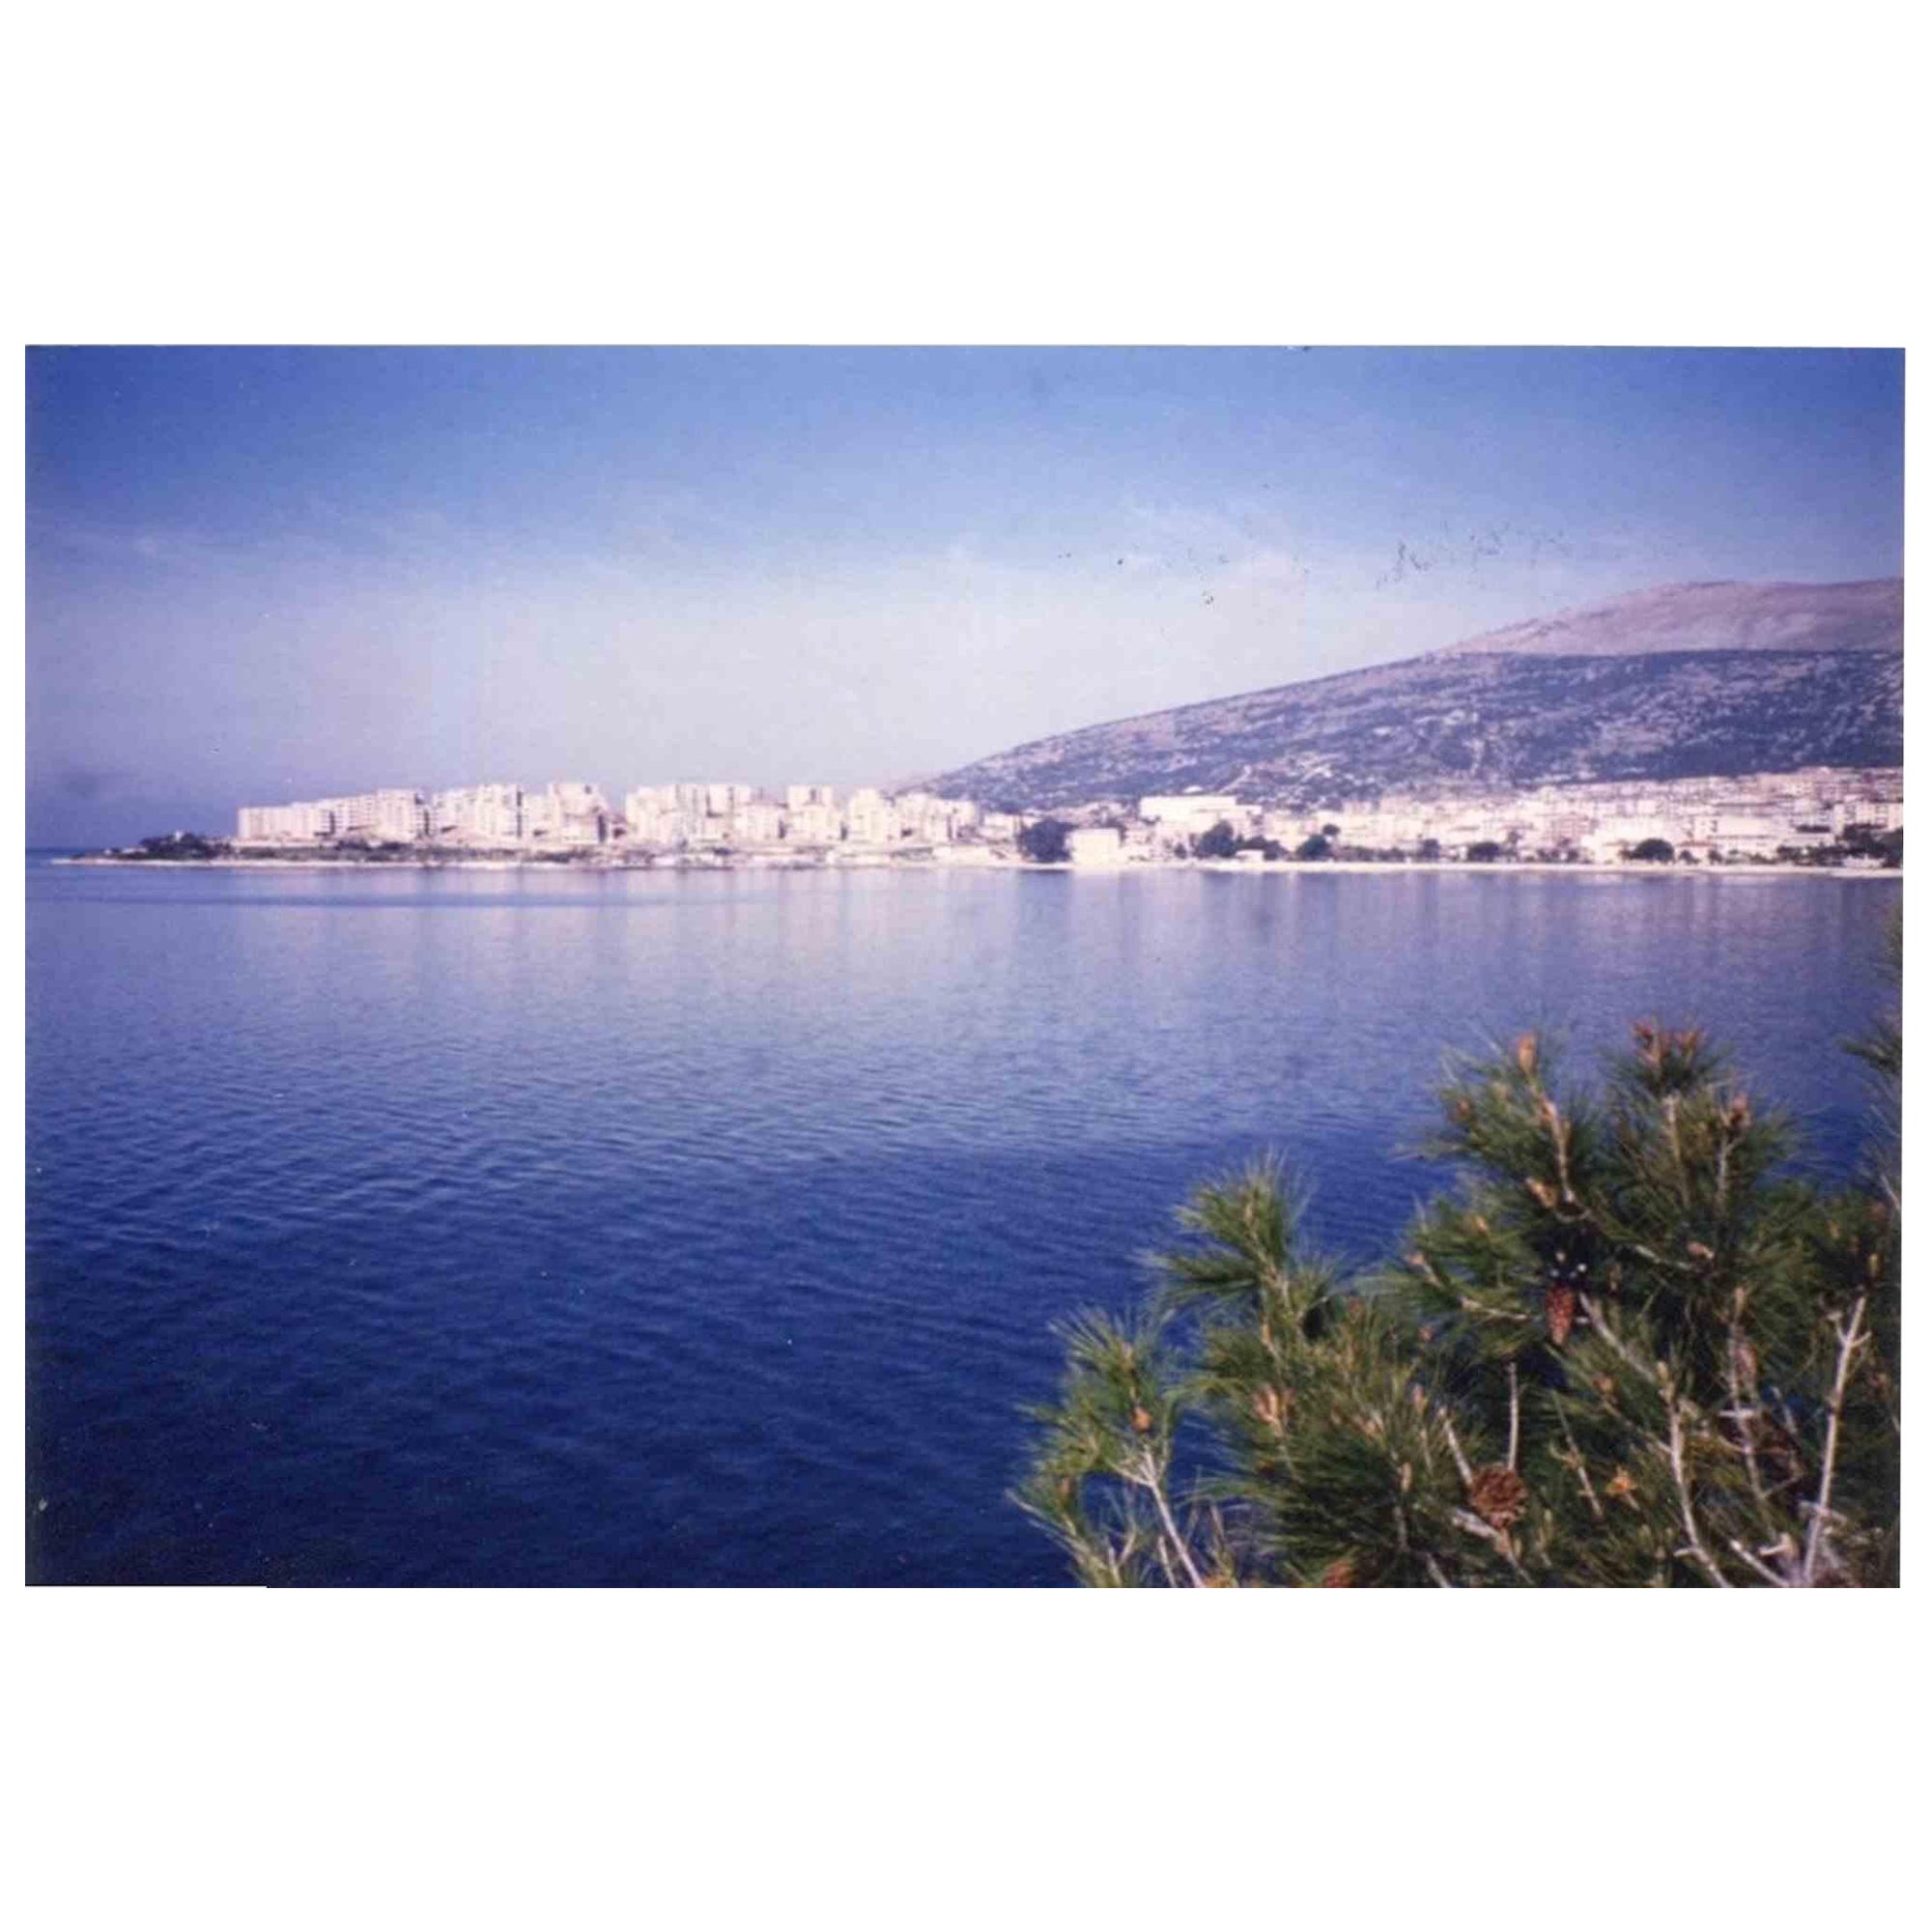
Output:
[931, 580, 1903, 810]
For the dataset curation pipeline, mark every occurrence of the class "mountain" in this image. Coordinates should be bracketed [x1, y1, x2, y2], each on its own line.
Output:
[930, 580, 1904, 810]
[1432, 579, 1903, 660]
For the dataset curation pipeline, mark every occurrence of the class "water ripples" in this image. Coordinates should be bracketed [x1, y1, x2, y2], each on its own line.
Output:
[26, 864, 1898, 1584]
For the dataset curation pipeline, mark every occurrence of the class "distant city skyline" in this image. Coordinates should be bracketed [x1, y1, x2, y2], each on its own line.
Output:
[26, 346, 1905, 846]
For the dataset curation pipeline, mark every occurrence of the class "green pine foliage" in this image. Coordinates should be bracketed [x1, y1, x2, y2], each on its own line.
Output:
[1017, 939, 1901, 1587]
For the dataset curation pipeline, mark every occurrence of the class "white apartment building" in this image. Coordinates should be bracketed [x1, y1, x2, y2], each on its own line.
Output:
[845, 787, 897, 845]
[787, 801, 842, 844]
[626, 783, 711, 846]
[1139, 794, 1242, 836]
[706, 782, 757, 817]
[1836, 799, 1904, 835]
[238, 789, 428, 843]
[623, 786, 677, 845]
[1578, 814, 1678, 860]
[628, 782, 784, 846]
[325, 789, 429, 842]
[1261, 810, 1318, 845]
[429, 782, 525, 845]
[237, 799, 337, 843]
[734, 802, 786, 844]
[889, 790, 962, 845]
[520, 789, 557, 842]
[1067, 826, 1126, 867]
[530, 781, 610, 845]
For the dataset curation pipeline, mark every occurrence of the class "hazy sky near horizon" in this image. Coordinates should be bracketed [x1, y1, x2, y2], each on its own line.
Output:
[26, 346, 1905, 844]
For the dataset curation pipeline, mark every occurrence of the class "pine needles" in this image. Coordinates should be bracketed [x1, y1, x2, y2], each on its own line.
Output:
[1015, 982, 1902, 1587]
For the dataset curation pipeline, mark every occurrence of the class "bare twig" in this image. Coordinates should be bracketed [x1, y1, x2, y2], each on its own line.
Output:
[1151, 1529, 1179, 1589]
[1721, 1300, 1776, 1539]
[1803, 1293, 1869, 1586]
[1552, 1400, 1605, 1520]
[1507, 1361, 1520, 1471]
[1425, 1554, 1455, 1589]
[1139, 1453, 1208, 1589]
[1451, 1507, 1532, 1581]
[1577, 1294, 1657, 1382]
[1547, 1100, 1577, 1204]
[1662, 1094, 1691, 1209]
[1664, 1391, 1731, 1588]
[1725, 1537, 1791, 1588]
[1458, 1296, 1535, 1326]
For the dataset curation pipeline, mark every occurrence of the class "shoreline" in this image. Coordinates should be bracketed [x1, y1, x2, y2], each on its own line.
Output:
[49, 853, 1902, 881]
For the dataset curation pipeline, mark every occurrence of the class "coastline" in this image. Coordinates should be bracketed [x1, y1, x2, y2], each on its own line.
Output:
[50, 852, 1902, 880]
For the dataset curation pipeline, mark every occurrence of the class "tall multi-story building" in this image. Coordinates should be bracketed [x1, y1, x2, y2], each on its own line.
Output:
[238, 799, 337, 843]
[734, 802, 786, 844]
[1139, 794, 1243, 837]
[787, 801, 841, 844]
[322, 789, 429, 842]
[1067, 826, 1126, 867]
[891, 790, 979, 845]
[1836, 798, 1904, 835]
[534, 781, 610, 845]
[623, 785, 680, 845]
[705, 782, 756, 818]
[430, 782, 525, 845]
[844, 787, 896, 844]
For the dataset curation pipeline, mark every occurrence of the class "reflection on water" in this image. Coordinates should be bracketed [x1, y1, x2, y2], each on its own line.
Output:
[26, 864, 1898, 1584]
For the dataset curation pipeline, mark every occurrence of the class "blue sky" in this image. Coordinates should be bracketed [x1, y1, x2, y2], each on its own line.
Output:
[26, 346, 1905, 844]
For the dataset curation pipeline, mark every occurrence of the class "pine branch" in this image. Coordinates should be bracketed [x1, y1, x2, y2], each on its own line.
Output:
[1551, 1399, 1605, 1521]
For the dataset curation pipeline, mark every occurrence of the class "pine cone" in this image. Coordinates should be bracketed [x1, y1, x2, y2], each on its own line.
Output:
[1545, 1281, 1577, 1347]
[1468, 1464, 1527, 1531]
[1516, 1033, 1539, 1078]
[1320, 1556, 1357, 1588]
[1130, 1406, 1153, 1435]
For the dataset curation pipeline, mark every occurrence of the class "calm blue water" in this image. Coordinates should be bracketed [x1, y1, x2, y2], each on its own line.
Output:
[25, 861, 1898, 1585]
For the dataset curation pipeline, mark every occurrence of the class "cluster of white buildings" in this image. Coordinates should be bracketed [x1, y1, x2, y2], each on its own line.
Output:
[619, 783, 1000, 850]
[1300, 768, 1904, 864]
[1056, 767, 1904, 866]
[239, 781, 614, 848]
[234, 766, 1902, 867]
[236, 781, 1007, 853]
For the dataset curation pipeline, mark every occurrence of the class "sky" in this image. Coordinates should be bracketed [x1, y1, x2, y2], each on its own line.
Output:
[25, 346, 1906, 845]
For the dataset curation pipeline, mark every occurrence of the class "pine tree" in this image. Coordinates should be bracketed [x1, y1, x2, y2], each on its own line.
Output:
[1017, 939, 1900, 1587]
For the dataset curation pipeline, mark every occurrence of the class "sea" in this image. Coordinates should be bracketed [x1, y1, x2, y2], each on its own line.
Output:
[24, 858, 1900, 1586]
